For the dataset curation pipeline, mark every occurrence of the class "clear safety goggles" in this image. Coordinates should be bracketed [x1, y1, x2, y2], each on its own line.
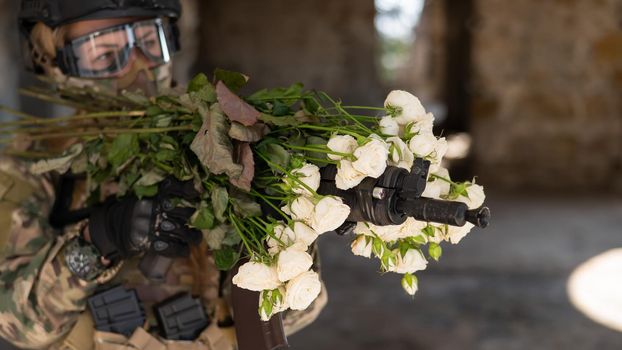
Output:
[56, 18, 179, 78]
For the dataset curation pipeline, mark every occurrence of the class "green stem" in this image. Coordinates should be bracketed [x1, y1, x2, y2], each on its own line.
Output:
[429, 174, 455, 185]
[0, 105, 44, 121]
[1, 149, 59, 158]
[0, 125, 193, 142]
[303, 156, 339, 165]
[18, 88, 100, 110]
[228, 211, 257, 257]
[255, 151, 319, 197]
[249, 189, 290, 221]
[319, 92, 375, 135]
[339, 105, 388, 112]
[280, 143, 351, 158]
[0, 110, 145, 129]
[296, 124, 365, 139]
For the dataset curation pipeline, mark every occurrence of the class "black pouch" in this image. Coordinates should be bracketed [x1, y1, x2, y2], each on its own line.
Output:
[155, 293, 210, 341]
[87, 285, 146, 337]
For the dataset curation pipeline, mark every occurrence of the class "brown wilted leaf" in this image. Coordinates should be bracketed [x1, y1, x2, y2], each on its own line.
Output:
[229, 142, 254, 192]
[228, 122, 270, 142]
[216, 80, 260, 126]
[190, 104, 243, 178]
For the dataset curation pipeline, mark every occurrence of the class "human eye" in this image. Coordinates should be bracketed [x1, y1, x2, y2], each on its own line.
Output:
[95, 51, 116, 62]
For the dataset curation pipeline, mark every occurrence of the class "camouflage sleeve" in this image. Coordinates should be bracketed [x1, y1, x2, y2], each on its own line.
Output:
[0, 157, 99, 349]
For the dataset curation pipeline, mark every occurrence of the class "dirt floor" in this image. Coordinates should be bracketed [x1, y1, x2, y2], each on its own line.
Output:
[289, 192, 622, 350]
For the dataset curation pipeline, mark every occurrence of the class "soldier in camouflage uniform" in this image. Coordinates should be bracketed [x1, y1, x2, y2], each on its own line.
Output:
[0, 1, 326, 349]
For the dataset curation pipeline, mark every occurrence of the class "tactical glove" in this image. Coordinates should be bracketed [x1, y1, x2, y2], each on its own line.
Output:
[89, 178, 202, 261]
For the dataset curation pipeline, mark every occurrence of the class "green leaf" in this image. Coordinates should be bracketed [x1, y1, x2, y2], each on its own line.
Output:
[410, 235, 427, 245]
[221, 226, 242, 246]
[212, 186, 229, 222]
[230, 190, 262, 217]
[272, 100, 291, 116]
[263, 143, 290, 171]
[305, 136, 328, 165]
[422, 224, 435, 238]
[107, 134, 139, 169]
[154, 148, 177, 162]
[213, 68, 248, 92]
[134, 184, 158, 198]
[372, 238, 384, 258]
[247, 83, 304, 104]
[302, 95, 321, 114]
[449, 182, 469, 199]
[146, 105, 163, 117]
[398, 241, 410, 258]
[192, 204, 215, 230]
[30, 143, 83, 175]
[188, 73, 210, 93]
[214, 246, 240, 271]
[428, 243, 442, 261]
[258, 113, 301, 126]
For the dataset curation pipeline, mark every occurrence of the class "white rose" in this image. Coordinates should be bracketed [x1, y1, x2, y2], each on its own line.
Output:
[266, 223, 296, 255]
[353, 221, 400, 242]
[387, 136, 414, 171]
[379, 116, 399, 136]
[259, 287, 289, 321]
[292, 221, 319, 246]
[401, 274, 418, 296]
[289, 163, 321, 195]
[447, 222, 475, 244]
[354, 218, 426, 242]
[335, 160, 367, 190]
[282, 196, 315, 223]
[403, 112, 434, 137]
[398, 217, 429, 241]
[350, 235, 372, 258]
[457, 184, 486, 209]
[384, 90, 426, 125]
[267, 222, 318, 255]
[389, 249, 428, 274]
[232, 262, 281, 291]
[422, 168, 451, 199]
[352, 138, 389, 178]
[277, 244, 314, 282]
[430, 137, 448, 164]
[327, 134, 358, 160]
[427, 224, 446, 244]
[409, 132, 438, 158]
[311, 196, 351, 234]
[285, 270, 322, 310]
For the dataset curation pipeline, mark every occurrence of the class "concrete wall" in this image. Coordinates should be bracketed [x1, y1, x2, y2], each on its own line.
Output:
[409, 0, 622, 191]
[194, 0, 383, 105]
[470, 0, 622, 191]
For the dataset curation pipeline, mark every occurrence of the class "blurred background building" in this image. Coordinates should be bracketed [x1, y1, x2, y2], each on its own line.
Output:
[1, 0, 622, 349]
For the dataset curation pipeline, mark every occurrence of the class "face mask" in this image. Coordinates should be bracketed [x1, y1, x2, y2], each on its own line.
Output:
[45, 56, 173, 97]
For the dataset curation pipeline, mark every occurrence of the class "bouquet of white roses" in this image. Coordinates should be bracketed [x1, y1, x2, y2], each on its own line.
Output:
[0, 69, 487, 321]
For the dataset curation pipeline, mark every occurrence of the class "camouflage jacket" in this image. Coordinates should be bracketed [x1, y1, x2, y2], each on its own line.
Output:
[0, 155, 326, 350]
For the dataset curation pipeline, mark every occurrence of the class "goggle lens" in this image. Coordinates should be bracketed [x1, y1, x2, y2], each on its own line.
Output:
[57, 18, 177, 78]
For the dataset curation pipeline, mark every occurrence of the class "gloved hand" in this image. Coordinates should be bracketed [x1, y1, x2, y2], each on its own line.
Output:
[88, 178, 202, 261]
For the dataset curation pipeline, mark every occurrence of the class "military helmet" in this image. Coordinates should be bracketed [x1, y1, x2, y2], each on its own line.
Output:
[18, 0, 181, 32]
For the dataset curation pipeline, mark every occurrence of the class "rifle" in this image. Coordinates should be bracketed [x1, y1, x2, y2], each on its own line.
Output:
[317, 158, 490, 231]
